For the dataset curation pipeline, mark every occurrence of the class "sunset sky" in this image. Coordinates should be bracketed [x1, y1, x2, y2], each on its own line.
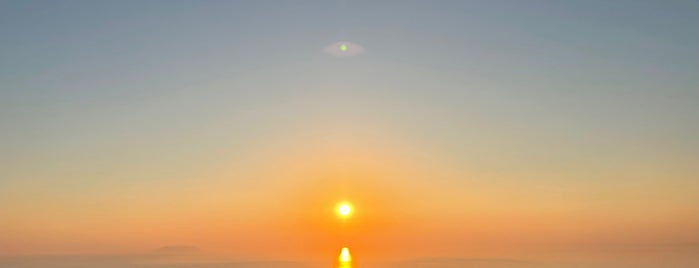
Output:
[1, 1, 698, 267]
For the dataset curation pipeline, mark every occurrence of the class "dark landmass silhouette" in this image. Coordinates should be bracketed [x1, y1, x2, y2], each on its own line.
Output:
[378, 258, 540, 268]
[0, 254, 308, 268]
[151, 245, 201, 255]
[0, 245, 307, 268]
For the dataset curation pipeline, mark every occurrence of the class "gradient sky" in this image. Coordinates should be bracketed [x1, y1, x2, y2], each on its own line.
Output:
[1, 1, 699, 267]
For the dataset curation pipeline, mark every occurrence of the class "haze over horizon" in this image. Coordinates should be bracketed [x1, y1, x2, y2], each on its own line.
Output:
[1, 1, 698, 267]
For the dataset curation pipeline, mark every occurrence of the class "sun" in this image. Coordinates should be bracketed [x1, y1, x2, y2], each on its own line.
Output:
[336, 202, 353, 218]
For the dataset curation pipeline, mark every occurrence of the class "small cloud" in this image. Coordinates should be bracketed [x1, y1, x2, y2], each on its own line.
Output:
[323, 41, 364, 57]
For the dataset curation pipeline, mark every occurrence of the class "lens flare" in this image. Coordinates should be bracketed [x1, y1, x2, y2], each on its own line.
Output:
[323, 41, 364, 57]
[339, 247, 352, 263]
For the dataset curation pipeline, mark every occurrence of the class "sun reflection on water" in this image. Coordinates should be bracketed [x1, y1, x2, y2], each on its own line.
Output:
[337, 247, 352, 268]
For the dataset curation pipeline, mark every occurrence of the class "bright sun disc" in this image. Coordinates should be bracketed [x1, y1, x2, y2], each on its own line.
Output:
[337, 202, 352, 218]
